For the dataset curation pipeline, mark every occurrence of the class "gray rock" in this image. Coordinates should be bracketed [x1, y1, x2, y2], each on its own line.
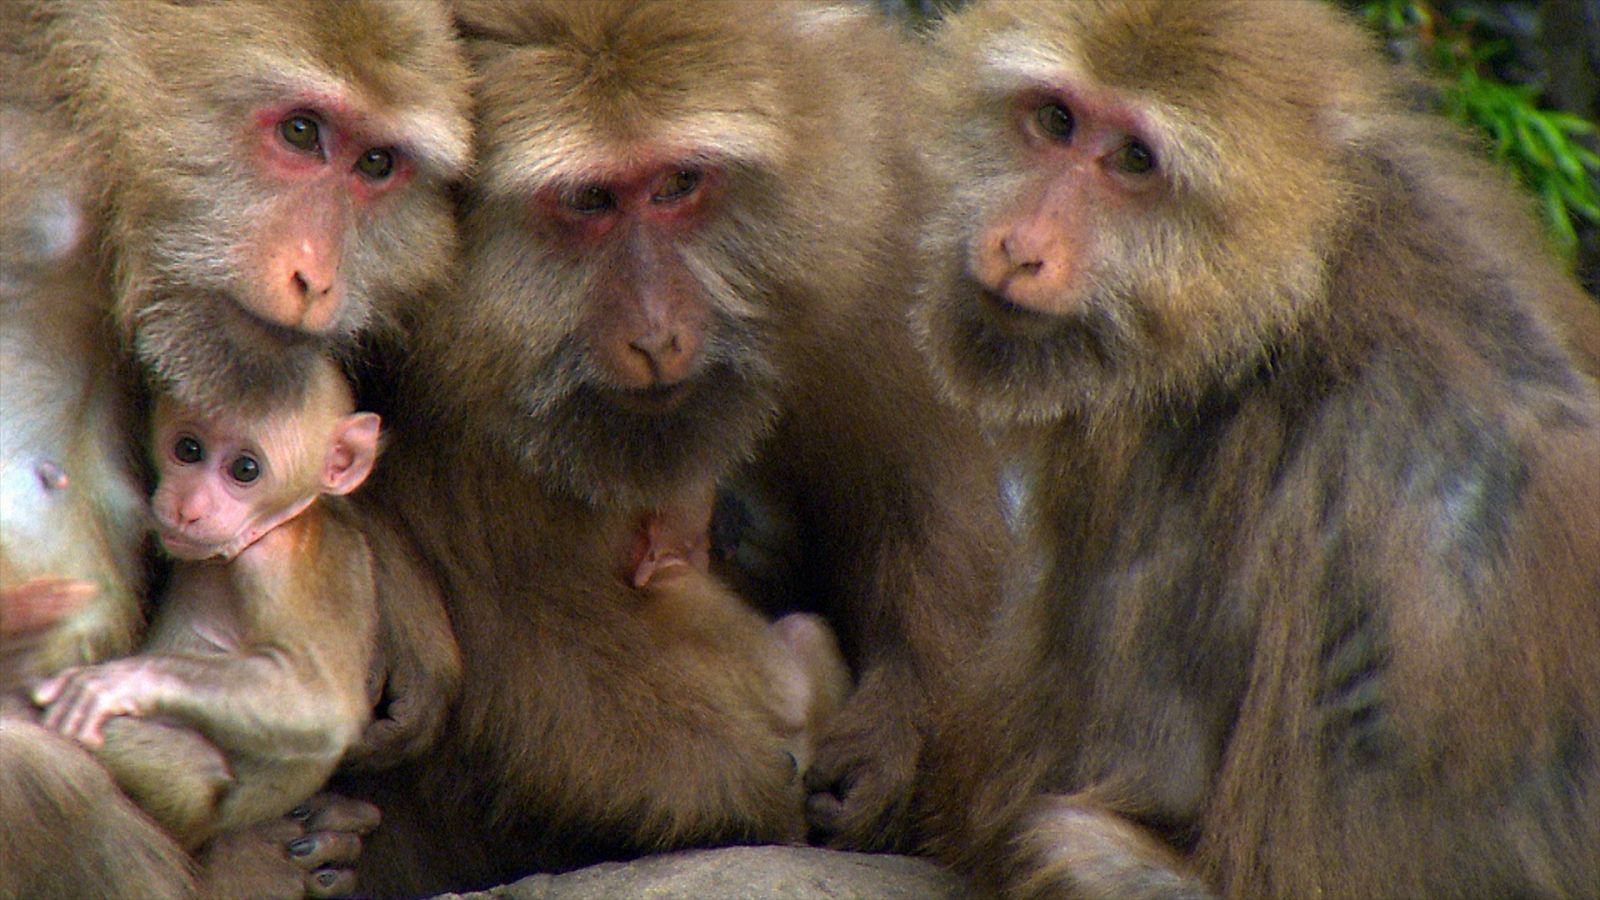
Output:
[432, 846, 967, 899]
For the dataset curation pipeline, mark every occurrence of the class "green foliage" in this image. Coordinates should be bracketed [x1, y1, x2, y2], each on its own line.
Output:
[1359, 0, 1600, 257]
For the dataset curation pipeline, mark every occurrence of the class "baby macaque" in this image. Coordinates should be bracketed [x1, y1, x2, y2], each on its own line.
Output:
[626, 479, 852, 776]
[33, 357, 381, 849]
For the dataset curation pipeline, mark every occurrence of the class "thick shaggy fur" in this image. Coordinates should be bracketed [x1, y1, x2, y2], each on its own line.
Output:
[341, 2, 1005, 894]
[911, 1, 1600, 897]
[1, 2, 471, 894]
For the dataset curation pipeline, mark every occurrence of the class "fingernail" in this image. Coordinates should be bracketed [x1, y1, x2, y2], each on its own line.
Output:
[316, 871, 339, 887]
[289, 805, 312, 821]
[288, 838, 314, 857]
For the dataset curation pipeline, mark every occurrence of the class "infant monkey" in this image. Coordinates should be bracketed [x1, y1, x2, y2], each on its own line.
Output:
[34, 358, 380, 849]
[627, 479, 852, 776]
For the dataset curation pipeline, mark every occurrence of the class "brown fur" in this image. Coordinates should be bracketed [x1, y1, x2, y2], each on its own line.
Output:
[0, 103, 197, 900]
[1, 1, 471, 894]
[6, 0, 471, 415]
[911, 1, 1600, 897]
[0, 103, 146, 698]
[335, 1, 1005, 893]
[35, 361, 381, 850]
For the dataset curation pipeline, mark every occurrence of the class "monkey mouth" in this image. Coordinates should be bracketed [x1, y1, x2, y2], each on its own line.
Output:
[156, 529, 223, 562]
[610, 380, 695, 415]
[223, 293, 332, 348]
[975, 286, 1060, 337]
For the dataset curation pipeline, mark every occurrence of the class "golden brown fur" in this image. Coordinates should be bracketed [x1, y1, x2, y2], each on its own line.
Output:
[1, 1, 471, 895]
[6, 0, 471, 415]
[335, 1, 1005, 893]
[35, 360, 381, 850]
[911, 1, 1600, 897]
[0, 104, 147, 696]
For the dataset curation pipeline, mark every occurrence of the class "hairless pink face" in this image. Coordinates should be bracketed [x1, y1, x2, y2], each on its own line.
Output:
[149, 396, 379, 562]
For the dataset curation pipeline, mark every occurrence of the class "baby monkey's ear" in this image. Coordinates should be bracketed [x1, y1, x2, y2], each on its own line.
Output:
[322, 412, 382, 496]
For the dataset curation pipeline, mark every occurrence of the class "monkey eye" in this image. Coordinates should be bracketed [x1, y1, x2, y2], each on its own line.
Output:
[278, 114, 322, 155]
[1116, 140, 1157, 175]
[567, 185, 616, 215]
[654, 170, 701, 203]
[356, 147, 396, 180]
[228, 455, 261, 484]
[173, 436, 204, 465]
[1034, 102, 1074, 141]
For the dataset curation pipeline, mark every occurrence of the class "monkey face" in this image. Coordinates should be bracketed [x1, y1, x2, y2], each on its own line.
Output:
[90, 0, 472, 415]
[441, 182, 786, 509]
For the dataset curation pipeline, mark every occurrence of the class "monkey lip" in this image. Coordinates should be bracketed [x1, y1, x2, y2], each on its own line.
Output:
[611, 381, 695, 414]
[156, 530, 225, 561]
[223, 292, 334, 346]
[976, 287, 1060, 336]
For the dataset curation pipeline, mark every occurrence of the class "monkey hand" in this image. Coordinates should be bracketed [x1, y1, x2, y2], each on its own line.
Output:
[342, 521, 462, 772]
[803, 660, 923, 851]
[32, 659, 168, 747]
[195, 793, 382, 899]
[0, 577, 97, 638]
[340, 621, 461, 772]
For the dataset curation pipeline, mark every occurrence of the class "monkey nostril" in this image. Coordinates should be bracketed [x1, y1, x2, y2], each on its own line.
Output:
[291, 271, 311, 299]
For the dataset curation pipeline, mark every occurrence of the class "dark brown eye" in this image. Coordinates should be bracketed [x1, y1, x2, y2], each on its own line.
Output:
[567, 185, 616, 214]
[228, 455, 261, 484]
[356, 147, 395, 180]
[1118, 140, 1157, 175]
[654, 170, 701, 202]
[1035, 102, 1074, 141]
[174, 436, 203, 464]
[279, 115, 321, 153]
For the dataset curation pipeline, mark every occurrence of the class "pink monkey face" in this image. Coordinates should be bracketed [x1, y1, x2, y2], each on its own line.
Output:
[148, 409, 297, 560]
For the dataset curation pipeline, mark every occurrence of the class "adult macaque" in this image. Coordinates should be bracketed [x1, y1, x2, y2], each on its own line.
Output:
[35, 358, 381, 851]
[910, 1, 1600, 896]
[0, 104, 146, 694]
[335, 0, 1005, 892]
[0, 102, 214, 900]
[2, 0, 471, 894]
[7, 0, 471, 415]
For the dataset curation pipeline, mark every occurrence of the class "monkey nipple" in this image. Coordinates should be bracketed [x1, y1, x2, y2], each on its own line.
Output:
[35, 459, 69, 491]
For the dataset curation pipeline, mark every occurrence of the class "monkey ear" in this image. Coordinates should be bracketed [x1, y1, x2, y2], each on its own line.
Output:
[323, 412, 382, 496]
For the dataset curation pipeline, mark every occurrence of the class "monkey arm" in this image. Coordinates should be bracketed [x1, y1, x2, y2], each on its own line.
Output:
[37, 511, 376, 761]
[339, 508, 461, 771]
[35, 646, 361, 760]
[771, 308, 1008, 850]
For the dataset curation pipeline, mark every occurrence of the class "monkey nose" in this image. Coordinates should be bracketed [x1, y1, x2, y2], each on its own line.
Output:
[629, 330, 695, 385]
[175, 496, 211, 526]
[290, 269, 343, 332]
[291, 270, 329, 299]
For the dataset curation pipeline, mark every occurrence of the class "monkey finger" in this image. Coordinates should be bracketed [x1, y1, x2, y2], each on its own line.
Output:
[29, 669, 74, 706]
[38, 687, 80, 733]
[250, 816, 304, 847]
[305, 866, 358, 898]
[287, 830, 363, 870]
[804, 789, 849, 844]
[296, 792, 382, 835]
[56, 694, 104, 746]
[78, 712, 112, 748]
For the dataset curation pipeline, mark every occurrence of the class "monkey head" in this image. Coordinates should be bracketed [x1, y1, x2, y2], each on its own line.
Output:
[82, 0, 472, 417]
[419, 1, 909, 509]
[149, 367, 380, 562]
[911, 0, 1380, 426]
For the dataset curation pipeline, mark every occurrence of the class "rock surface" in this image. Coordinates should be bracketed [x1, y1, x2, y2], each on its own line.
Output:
[431, 846, 966, 899]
